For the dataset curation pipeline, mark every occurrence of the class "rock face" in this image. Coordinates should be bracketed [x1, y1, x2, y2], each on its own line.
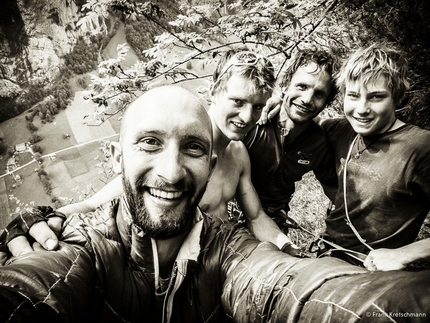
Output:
[1, 0, 83, 83]
[0, 0, 85, 120]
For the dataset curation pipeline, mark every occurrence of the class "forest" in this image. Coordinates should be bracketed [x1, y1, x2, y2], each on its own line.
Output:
[1, 0, 429, 128]
[72, 0, 430, 129]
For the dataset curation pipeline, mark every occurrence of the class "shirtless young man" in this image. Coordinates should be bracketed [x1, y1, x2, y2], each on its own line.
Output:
[1, 50, 298, 262]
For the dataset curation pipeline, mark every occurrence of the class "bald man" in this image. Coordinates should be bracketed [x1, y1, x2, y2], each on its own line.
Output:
[2, 49, 293, 263]
[0, 86, 295, 322]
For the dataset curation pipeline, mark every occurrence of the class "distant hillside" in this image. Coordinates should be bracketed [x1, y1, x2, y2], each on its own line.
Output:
[0, 0, 181, 123]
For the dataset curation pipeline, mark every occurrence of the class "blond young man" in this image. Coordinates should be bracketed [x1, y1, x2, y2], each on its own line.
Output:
[321, 44, 430, 271]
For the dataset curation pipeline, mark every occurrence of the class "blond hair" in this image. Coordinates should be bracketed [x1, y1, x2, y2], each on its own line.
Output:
[336, 43, 410, 107]
[212, 49, 275, 97]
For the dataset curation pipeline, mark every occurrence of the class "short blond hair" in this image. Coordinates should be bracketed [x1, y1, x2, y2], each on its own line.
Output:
[336, 43, 410, 107]
[212, 49, 276, 98]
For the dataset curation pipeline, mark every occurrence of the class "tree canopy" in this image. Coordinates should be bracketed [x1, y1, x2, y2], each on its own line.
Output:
[78, 0, 430, 129]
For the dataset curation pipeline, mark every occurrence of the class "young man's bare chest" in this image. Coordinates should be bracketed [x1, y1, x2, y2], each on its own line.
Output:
[198, 145, 242, 220]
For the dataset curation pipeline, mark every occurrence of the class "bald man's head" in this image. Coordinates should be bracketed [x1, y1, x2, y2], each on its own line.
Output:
[120, 86, 212, 147]
[110, 86, 216, 239]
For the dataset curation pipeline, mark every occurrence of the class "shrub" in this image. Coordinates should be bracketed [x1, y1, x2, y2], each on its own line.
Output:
[29, 134, 42, 144]
[0, 138, 8, 156]
[26, 121, 38, 132]
[32, 144, 43, 153]
[33, 152, 43, 163]
[76, 77, 88, 89]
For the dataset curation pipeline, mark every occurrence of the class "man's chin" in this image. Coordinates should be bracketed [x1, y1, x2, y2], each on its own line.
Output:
[134, 197, 195, 239]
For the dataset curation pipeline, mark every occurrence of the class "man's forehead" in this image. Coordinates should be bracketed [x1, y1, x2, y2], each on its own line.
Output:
[134, 115, 210, 137]
[295, 63, 330, 79]
[224, 75, 271, 100]
[291, 64, 332, 89]
[345, 75, 389, 91]
[122, 86, 212, 140]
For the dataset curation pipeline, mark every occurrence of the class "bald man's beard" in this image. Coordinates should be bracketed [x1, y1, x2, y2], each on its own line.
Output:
[122, 173, 206, 240]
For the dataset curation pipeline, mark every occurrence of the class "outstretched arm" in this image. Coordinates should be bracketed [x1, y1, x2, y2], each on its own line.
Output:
[58, 175, 123, 215]
[364, 238, 430, 271]
[234, 145, 299, 253]
[0, 176, 124, 265]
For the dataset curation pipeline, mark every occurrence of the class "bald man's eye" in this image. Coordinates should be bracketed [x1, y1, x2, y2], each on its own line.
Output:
[137, 138, 161, 151]
[184, 143, 206, 157]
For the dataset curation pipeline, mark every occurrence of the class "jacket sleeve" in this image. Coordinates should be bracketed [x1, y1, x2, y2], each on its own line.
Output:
[0, 242, 95, 323]
[220, 225, 430, 323]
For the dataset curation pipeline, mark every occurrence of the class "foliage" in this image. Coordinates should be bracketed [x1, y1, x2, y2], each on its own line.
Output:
[95, 140, 115, 184]
[32, 144, 43, 154]
[0, 75, 73, 124]
[75, 0, 430, 128]
[37, 168, 52, 195]
[29, 134, 42, 144]
[76, 77, 88, 89]
[77, 0, 341, 118]
[26, 121, 38, 132]
[33, 152, 43, 163]
[64, 36, 101, 75]
[0, 138, 8, 156]
[8, 195, 36, 218]
[124, 3, 182, 61]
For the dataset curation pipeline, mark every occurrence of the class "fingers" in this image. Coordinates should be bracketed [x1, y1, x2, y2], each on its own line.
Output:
[257, 106, 270, 125]
[256, 99, 282, 125]
[47, 216, 65, 238]
[267, 104, 281, 120]
[281, 242, 307, 258]
[364, 253, 379, 271]
[8, 235, 33, 257]
[32, 242, 47, 252]
[28, 221, 59, 251]
[0, 251, 7, 266]
[364, 260, 375, 271]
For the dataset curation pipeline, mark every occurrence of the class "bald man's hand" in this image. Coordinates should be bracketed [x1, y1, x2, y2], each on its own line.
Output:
[0, 207, 65, 266]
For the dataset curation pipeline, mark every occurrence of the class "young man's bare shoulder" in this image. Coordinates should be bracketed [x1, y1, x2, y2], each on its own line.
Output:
[225, 140, 250, 170]
[226, 140, 248, 157]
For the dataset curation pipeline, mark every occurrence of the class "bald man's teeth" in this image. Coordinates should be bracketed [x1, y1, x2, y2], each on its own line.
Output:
[149, 188, 183, 199]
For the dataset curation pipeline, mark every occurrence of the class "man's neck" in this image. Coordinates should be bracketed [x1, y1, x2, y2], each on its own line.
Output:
[278, 108, 311, 142]
[209, 106, 231, 158]
[156, 230, 189, 277]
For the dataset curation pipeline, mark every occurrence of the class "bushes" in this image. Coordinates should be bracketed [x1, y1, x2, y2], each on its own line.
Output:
[1, 75, 72, 123]
[64, 36, 99, 74]
[0, 138, 8, 156]
[76, 77, 88, 89]
[37, 168, 51, 195]
[29, 134, 42, 144]
[33, 152, 43, 163]
[32, 144, 43, 154]
[125, 6, 181, 61]
[26, 121, 38, 132]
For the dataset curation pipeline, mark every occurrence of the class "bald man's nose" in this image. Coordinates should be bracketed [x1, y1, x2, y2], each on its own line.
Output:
[154, 146, 186, 184]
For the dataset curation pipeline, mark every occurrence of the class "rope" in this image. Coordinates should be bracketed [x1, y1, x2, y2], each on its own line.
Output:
[343, 134, 374, 251]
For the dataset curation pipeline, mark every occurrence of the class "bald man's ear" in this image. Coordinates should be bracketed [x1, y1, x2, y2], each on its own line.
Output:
[110, 141, 122, 174]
